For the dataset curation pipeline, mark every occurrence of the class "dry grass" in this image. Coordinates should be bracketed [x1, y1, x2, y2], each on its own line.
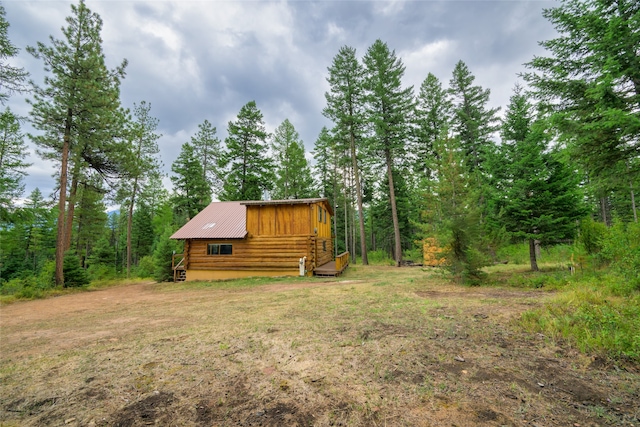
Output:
[1, 265, 638, 426]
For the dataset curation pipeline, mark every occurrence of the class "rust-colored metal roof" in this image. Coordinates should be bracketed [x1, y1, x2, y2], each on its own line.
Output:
[241, 198, 333, 216]
[170, 201, 247, 240]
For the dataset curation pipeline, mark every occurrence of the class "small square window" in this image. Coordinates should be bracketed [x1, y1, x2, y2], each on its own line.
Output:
[208, 244, 232, 255]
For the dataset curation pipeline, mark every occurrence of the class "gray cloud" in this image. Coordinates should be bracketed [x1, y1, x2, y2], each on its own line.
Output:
[5, 0, 556, 202]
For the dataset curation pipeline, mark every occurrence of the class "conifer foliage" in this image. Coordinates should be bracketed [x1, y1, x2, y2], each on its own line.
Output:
[493, 86, 586, 270]
[3, 0, 637, 290]
[219, 101, 274, 201]
[27, 0, 127, 286]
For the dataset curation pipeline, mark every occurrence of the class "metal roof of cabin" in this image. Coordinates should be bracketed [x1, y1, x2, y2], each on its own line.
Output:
[170, 198, 333, 240]
[170, 201, 247, 240]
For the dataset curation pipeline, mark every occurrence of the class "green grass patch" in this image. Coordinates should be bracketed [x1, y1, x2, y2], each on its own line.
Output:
[166, 274, 318, 291]
[496, 243, 574, 267]
[485, 265, 572, 290]
[520, 272, 640, 362]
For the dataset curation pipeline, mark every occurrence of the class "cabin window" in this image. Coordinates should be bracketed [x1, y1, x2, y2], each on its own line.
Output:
[322, 241, 327, 252]
[207, 244, 232, 255]
[324, 209, 327, 224]
[318, 206, 322, 222]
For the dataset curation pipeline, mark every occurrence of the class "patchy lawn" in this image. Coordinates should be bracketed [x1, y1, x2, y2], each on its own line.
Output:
[1, 266, 638, 426]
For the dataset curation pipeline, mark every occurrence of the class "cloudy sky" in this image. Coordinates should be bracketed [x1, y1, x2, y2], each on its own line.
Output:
[5, 0, 557, 201]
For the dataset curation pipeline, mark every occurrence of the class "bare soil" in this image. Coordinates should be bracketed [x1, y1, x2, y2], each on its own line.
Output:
[1, 266, 638, 426]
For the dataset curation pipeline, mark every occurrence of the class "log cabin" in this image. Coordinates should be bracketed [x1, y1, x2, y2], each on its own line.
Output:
[170, 198, 349, 281]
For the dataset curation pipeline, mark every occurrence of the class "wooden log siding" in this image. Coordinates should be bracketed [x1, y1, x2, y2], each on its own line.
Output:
[187, 235, 316, 271]
[246, 204, 313, 236]
[178, 200, 336, 279]
[315, 237, 333, 268]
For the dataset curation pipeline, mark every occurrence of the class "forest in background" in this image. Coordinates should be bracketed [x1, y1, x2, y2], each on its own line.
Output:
[0, 0, 639, 297]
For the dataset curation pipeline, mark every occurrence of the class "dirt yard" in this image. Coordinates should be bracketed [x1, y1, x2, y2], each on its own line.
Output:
[1, 266, 638, 426]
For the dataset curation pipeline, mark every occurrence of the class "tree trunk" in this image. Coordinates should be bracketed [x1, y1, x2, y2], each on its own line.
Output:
[385, 149, 402, 267]
[127, 178, 139, 278]
[630, 181, 637, 223]
[529, 238, 539, 272]
[333, 152, 338, 258]
[55, 111, 72, 287]
[349, 132, 368, 265]
[64, 174, 79, 252]
[343, 164, 348, 258]
[600, 197, 609, 226]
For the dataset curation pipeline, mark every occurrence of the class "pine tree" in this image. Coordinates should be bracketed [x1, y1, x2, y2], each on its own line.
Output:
[422, 132, 488, 284]
[0, 108, 30, 220]
[27, 0, 127, 286]
[496, 86, 587, 271]
[271, 119, 315, 199]
[313, 126, 334, 199]
[324, 46, 369, 264]
[363, 39, 415, 267]
[74, 176, 108, 268]
[171, 142, 211, 223]
[448, 61, 500, 172]
[190, 119, 222, 195]
[414, 73, 452, 181]
[153, 224, 180, 282]
[219, 101, 274, 201]
[0, 4, 28, 103]
[118, 101, 161, 277]
[523, 0, 640, 219]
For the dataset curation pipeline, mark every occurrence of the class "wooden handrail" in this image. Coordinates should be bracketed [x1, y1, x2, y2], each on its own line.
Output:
[172, 253, 184, 270]
[335, 251, 350, 272]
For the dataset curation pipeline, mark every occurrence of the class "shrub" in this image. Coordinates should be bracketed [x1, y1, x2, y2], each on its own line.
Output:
[87, 264, 118, 281]
[63, 252, 90, 288]
[0, 274, 47, 299]
[520, 273, 640, 362]
[37, 261, 56, 289]
[578, 217, 608, 255]
[600, 221, 640, 290]
[367, 249, 394, 266]
[136, 256, 155, 278]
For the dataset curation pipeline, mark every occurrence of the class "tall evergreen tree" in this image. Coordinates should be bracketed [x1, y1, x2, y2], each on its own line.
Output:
[190, 119, 222, 195]
[363, 39, 414, 266]
[495, 86, 587, 271]
[523, 0, 640, 218]
[422, 132, 487, 284]
[171, 142, 211, 223]
[74, 176, 108, 268]
[324, 46, 369, 264]
[0, 188, 55, 279]
[313, 126, 334, 199]
[448, 60, 500, 172]
[414, 73, 452, 181]
[271, 119, 315, 199]
[0, 108, 30, 220]
[117, 101, 161, 277]
[219, 101, 274, 201]
[27, 0, 127, 286]
[0, 4, 28, 103]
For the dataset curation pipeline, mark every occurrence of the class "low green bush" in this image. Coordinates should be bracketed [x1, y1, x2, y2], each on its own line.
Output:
[367, 249, 395, 266]
[520, 272, 640, 362]
[63, 252, 90, 287]
[599, 221, 640, 291]
[87, 264, 118, 281]
[0, 274, 49, 300]
[136, 256, 155, 278]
